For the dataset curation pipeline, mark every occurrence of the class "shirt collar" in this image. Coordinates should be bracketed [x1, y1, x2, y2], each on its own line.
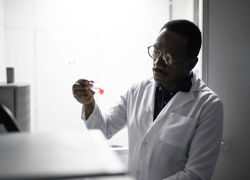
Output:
[155, 71, 193, 93]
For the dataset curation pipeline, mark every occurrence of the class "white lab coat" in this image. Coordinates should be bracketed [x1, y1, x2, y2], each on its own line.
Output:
[82, 72, 223, 180]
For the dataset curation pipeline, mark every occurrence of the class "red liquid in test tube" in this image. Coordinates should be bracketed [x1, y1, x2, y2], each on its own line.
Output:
[89, 82, 104, 95]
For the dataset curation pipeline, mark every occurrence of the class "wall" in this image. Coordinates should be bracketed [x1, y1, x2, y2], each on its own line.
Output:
[4, 0, 35, 129]
[172, 0, 194, 21]
[205, 0, 250, 179]
[0, 0, 5, 82]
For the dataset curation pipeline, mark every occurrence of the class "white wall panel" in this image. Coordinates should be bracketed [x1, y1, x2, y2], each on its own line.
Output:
[34, 0, 62, 29]
[4, 0, 33, 28]
[34, 0, 156, 32]
[5, 28, 34, 82]
[0, 0, 4, 25]
[0, 0, 5, 82]
[0, 27, 5, 82]
[172, 0, 194, 22]
[35, 30, 91, 132]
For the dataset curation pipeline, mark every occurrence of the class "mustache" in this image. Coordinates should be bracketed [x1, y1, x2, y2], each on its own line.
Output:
[152, 68, 168, 76]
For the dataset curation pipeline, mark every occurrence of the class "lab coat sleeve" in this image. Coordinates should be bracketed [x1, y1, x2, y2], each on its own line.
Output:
[82, 93, 128, 139]
[163, 98, 223, 180]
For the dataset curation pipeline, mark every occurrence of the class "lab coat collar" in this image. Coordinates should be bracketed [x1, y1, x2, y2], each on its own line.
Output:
[147, 72, 210, 123]
[190, 72, 210, 92]
[165, 72, 210, 113]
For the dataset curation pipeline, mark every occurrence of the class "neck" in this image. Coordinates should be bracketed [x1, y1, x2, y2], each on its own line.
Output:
[161, 75, 188, 94]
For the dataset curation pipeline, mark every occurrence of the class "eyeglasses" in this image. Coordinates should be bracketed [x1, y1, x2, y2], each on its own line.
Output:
[147, 45, 194, 65]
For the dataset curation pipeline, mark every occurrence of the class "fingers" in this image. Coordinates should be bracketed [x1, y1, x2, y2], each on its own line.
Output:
[73, 90, 88, 97]
[76, 79, 94, 85]
[73, 79, 95, 90]
[72, 79, 90, 92]
[73, 89, 95, 97]
[74, 91, 95, 100]
[72, 79, 95, 104]
[73, 83, 89, 90]
[74, 90, 95, 105]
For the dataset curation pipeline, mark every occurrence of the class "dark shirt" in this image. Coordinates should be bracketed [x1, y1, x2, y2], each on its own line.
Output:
[153, 71, 193, 121]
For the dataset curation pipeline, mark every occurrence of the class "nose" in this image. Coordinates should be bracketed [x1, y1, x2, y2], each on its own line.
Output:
[154, 56, 167, 67]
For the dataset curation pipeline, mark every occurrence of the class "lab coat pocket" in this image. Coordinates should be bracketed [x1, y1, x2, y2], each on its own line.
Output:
[160, 113, 196, 149]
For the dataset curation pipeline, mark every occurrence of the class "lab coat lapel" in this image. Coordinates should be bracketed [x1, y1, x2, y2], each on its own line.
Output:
[145, 81, 195, 133]
[145, 79, 156, 121]
[150, 91, 195, 128]
[160, 72, 203, 115]
[147, 73, 204, 131]
[164, 90, 195, 114]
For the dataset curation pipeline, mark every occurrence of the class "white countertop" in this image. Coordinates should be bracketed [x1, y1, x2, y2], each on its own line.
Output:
[0, 130, 127, 180]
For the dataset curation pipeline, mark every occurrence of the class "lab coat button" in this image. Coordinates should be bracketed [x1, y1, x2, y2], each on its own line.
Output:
[136, 170, 140, 175]
[143, 141, 147, 146]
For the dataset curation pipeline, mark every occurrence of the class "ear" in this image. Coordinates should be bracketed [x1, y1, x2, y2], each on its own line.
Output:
[187, 57, 198, 71]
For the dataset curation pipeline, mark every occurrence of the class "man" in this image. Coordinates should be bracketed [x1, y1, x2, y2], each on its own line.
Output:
[72, 20, 223, 180]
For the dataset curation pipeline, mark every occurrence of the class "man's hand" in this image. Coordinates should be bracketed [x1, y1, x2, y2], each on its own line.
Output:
[72, 79, 95, 119]
[72, 79, 95, 105]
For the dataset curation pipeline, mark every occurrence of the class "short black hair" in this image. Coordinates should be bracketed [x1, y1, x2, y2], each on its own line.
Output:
[161, 19, 202, 57]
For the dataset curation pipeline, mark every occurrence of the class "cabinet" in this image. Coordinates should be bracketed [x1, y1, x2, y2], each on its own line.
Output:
[0, 83, 30, 132]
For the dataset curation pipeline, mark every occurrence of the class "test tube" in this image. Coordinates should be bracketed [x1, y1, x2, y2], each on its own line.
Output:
[89, 82, 104, 95]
